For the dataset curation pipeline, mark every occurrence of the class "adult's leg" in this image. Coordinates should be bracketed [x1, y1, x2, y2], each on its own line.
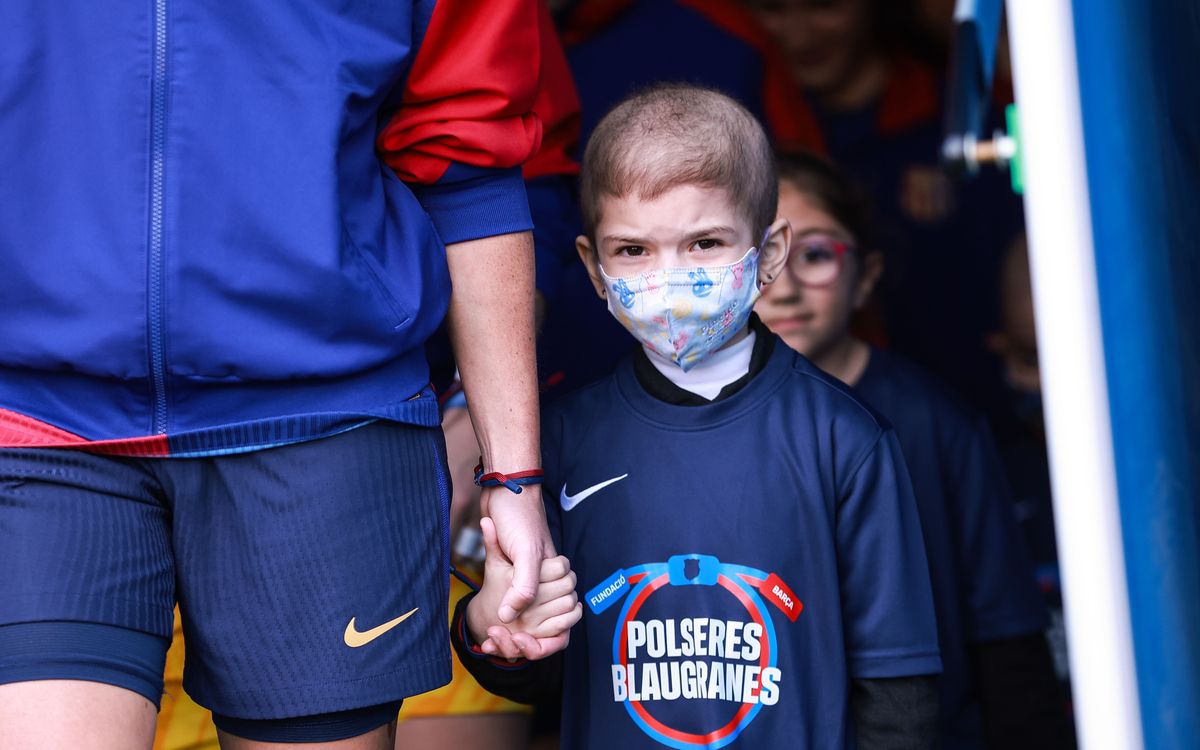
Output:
[165, 423, 451, 746]
[0, 449, 175, 750]
[393, 715, 530, 750]
[0, 680, 157, 750]
[217, 722, 396, 750]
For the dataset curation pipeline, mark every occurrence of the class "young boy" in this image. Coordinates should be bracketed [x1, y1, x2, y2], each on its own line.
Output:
[755, 154, 1072, 748]
[452, 85, 942, 749]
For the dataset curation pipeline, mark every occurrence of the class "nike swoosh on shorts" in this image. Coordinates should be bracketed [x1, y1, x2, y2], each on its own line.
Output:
[343, 607, 420, 648]
[560, 474, 629, 512]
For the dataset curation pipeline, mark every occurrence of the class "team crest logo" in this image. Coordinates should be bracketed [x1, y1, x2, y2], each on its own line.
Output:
[585, 554, 802, 749]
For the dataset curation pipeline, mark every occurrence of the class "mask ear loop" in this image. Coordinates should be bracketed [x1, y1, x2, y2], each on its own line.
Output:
[752, 227, 772, 288]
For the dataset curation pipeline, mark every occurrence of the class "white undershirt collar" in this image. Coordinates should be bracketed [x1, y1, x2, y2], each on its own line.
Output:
[644, 330, 756, 401]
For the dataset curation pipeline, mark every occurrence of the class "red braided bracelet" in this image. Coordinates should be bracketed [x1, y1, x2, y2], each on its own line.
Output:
[472, 459, 545, 494]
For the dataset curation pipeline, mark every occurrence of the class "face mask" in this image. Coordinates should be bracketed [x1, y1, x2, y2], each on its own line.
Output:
[600, 247, 761, 372]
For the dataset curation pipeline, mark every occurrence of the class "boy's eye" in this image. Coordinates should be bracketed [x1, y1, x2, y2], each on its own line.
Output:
[693, 238, 721, 251]
[617, 245, 646, 257]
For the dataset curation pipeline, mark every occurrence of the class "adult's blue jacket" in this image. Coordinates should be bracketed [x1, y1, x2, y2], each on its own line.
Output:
[0, 0, 548, 456]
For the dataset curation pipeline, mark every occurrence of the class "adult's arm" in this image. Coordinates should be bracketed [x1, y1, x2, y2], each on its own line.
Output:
[376, 0, 554, 621]
[444, 231, 554, 622]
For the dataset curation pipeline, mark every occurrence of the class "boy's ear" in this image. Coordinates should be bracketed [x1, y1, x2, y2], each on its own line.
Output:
[576, 235, 608, 300]
[757, 217, 792, 287]
[853, 250, 885, 309]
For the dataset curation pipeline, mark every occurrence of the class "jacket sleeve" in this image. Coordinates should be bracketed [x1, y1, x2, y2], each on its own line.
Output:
[523, 0, 583, 302]
[377, 0, 544, 245]
[449, 589, 566, 705]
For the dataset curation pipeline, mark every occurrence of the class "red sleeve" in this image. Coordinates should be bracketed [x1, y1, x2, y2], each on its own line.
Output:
[523, 0, 582, 180]
[378, 0, 545, 185]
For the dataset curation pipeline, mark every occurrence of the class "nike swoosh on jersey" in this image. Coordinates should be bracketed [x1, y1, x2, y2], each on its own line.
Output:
[560, 474, 629, 511]
[343, 607, 419, 648]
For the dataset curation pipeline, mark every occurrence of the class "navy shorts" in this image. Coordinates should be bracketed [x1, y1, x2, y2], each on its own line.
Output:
[0, 421, 451, 721]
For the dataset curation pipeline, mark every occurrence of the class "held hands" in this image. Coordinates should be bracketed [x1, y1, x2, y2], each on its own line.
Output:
[466, 515, 582, 660]
[480, 483, 556, 624]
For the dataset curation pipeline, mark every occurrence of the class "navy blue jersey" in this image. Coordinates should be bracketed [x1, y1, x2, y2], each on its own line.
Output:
[541, 337, 940, 749]
[854, 347, 1046, 749]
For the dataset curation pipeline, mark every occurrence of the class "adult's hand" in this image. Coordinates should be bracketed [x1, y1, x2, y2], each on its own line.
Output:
[444, 229, 553, 624]
[465, 516, 579, 662]
[481, 484, 555, 623]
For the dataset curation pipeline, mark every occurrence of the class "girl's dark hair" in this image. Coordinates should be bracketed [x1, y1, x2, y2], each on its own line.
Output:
[774, 152, 878, 252]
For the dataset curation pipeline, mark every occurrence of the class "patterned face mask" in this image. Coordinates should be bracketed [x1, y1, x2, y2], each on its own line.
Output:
[600, 247, 761, 372]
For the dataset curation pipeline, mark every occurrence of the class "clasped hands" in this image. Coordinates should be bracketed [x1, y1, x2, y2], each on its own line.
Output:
[465, 513, 582, 661]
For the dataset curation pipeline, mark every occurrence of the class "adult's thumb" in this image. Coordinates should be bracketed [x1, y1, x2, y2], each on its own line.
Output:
[499, 545, 539, 623]
[479, 516, 503, 561]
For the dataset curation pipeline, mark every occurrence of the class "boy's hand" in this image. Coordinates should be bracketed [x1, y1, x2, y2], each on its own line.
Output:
[466, 516, 582, 661]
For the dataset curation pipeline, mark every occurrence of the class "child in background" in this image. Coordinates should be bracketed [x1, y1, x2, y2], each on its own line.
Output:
[745, 0, 1025, 430]
[454, 85, 942, 749]
[755, 153, 1073, 749]
[987, 234, 1076, 724]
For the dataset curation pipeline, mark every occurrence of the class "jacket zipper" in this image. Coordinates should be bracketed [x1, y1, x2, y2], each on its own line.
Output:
[147, 0, 169, 434]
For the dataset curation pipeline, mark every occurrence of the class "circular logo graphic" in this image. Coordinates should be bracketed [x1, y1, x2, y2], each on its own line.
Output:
[608, 554, 781, 749]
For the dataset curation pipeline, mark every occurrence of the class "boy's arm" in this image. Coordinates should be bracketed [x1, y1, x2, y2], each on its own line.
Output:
[836, 428, 942, 746]
[450, 592, 566, 706]
[450, 512, 575, 701]
[850, 677, 940, 750]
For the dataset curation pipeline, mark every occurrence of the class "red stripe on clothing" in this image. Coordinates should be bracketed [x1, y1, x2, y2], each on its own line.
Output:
[523, 0, 582, 180]
[378, 0, 544, 185]
[0, 408, 170, 456]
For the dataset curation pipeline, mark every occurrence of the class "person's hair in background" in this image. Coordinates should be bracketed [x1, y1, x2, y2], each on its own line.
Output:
[579, 83, 778, 241]
[756, 152, 884, 382]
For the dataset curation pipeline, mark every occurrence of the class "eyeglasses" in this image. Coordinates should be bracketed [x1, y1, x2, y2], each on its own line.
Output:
[785, 236, 853, 287]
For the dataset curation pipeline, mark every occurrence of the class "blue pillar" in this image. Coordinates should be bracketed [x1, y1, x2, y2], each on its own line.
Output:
[1071, 1, 1200, 747]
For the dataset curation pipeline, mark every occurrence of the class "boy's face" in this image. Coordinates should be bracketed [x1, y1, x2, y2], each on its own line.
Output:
[577, 183, 790, 291]
[755, 183, 880, 361]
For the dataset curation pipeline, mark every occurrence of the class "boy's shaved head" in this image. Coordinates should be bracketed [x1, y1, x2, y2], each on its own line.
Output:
[580, 84, 777, 238]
